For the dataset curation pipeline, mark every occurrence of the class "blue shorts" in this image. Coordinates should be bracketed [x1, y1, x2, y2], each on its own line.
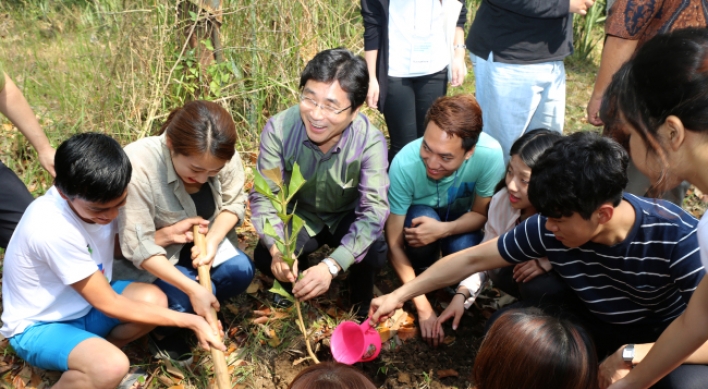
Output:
[9, 280, 132, 371]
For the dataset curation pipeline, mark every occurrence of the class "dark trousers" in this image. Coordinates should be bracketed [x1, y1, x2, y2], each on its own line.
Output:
[486, 292, 708, 389]
[253, 212, 387, 316]
[384, 68, 448, 163]
[488, 265, 570, 306]
[0, 161, 34, 249]
[403, 205, 483, 272]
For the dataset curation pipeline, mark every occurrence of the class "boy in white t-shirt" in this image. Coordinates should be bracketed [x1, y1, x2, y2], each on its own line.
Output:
[0, 133, 225, 389]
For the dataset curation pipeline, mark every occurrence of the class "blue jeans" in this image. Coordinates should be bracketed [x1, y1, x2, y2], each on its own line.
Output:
[404, 205, 483, 272]
[154, 250, 254, 314]
[472, 52, 565, 163]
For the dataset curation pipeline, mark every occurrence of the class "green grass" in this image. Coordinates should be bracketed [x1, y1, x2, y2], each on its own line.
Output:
[0, 0, 605, 196]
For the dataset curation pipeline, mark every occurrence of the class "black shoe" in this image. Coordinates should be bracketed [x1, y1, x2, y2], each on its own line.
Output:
[354, 302, 371, 321]
[270, 292, 294, 308]
[148, 332, 194, 367]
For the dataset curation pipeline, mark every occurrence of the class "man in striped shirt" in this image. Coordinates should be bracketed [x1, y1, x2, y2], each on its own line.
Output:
[369, 132, 708, 389]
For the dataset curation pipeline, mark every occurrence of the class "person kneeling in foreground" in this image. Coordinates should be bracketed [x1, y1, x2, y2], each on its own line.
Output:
[474, 308, 598, 389]
[0, 133, 224, 389]
[288, 362, 376, 389]
[370, 132, 708, 389]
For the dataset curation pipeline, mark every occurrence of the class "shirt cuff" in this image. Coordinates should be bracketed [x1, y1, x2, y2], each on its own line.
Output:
[329, 246, 356, 272]
[131, 239, 167, 269]
[460, 271, 487, 310]
[221, 204, 246, 227]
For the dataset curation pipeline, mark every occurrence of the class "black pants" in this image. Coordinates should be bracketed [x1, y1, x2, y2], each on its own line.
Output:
[486, 292, 708, 389]
[488, 265, 570, 306]
[0, 161, 34, 249]
[384, 68, 447, 163]
[253, 212, 387, 316]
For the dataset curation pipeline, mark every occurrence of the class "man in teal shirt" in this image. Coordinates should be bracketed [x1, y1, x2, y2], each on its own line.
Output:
[386, 94, 504, 346]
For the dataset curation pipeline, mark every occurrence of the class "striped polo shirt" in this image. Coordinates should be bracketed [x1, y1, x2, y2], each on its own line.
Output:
[498, 194, 704, 325]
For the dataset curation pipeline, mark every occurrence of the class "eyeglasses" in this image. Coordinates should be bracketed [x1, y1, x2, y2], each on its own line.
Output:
[300, 95, 351, 116]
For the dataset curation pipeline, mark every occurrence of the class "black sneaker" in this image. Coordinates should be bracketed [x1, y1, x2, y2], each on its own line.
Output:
[147, 332, 194, 367]
[270, 292, 294, 308]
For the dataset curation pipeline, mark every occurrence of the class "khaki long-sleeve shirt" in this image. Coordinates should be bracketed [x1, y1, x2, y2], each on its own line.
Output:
[116, 134, 246, 281]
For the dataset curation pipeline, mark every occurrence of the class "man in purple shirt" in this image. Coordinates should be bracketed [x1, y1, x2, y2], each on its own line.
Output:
[249, 48, 390, 317]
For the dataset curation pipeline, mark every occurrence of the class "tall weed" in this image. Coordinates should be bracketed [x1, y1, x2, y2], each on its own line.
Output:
[573, 0, 606, 61]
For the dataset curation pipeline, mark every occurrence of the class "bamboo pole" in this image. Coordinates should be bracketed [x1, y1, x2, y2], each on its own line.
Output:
[193, 227, 231, 389]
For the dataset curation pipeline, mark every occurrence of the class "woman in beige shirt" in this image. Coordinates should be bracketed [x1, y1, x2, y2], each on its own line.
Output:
[117, 100, 254, 364]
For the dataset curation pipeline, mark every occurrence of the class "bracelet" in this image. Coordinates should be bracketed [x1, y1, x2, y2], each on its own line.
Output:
[454, 292, 469, 300]
[453, 44, 466, 50]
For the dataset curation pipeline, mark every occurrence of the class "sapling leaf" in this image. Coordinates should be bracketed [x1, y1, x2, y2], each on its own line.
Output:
[270, 280, 295, 303]
[275, 241, 290, 266]
[288, 162, 306, 198]
[263, 219, 282, 240]
[273, 201, 283, 214]
[277, 212, 292, 224]
[291, 214, 305, 245]
[262, 167, 283, 187]
[254, 170, 274, 198]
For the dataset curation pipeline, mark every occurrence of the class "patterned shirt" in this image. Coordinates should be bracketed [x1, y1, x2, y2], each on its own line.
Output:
[606, 0, 708, 46]
[498, 194, 704, 325]
[249, 105, 390, 271]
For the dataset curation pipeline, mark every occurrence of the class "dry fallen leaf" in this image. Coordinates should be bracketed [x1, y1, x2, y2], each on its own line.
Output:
[246, 279, 263, 294]
[12, 375, 26, 389]
[266, 329, 281, 347]
[253, 308, 271, 316]
[398, 372, 411, 384]
[292, 357, 308, 366]
[443, 335, 456, 345]
[164, 360, 185, 380]
[437, 369, 459, 379]
[225, 304, 241, 316]
[378, 327, 393, 343]
[396, 327, 417, 342]
[251, 316, 270, 325]
[157, 375, 176, 387]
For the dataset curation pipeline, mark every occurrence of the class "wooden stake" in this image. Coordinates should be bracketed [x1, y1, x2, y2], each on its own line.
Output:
[193, 227, 231, 389]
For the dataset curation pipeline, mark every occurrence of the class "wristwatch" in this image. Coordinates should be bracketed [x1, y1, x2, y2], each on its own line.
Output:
[321, 258, 339, 278]
[622, 344, 635, 365]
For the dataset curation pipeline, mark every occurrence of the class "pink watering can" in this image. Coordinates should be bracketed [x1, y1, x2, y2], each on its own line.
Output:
[331, 319, 382, 365]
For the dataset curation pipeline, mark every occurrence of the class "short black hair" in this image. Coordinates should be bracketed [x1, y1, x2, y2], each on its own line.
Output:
[528, 132, 628, 220]
[299, 48, 369, 110]
[54, 133, 132, 203]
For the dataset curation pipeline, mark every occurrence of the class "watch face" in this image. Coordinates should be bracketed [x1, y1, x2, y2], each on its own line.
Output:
[324, 259, 338, 276]
[622, 345, 634, 363]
